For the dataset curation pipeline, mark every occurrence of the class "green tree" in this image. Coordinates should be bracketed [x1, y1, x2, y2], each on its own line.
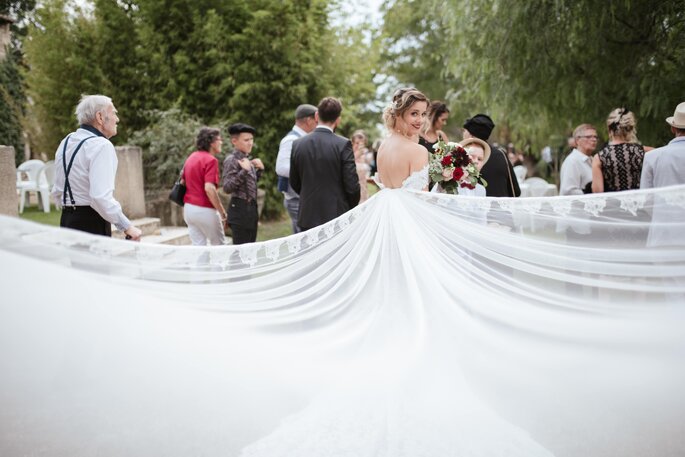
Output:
[381, 0, 685, 150]
[129, 108, 202, 190]
[23, 0, 103, 155]
[22, 0, 382, 219]
[1, 0, 36, 161]
[0, 49, 25, 160]
[379, 0, 478, 139]
[92, 0, 150, 142]
[326, 16, 383, 139]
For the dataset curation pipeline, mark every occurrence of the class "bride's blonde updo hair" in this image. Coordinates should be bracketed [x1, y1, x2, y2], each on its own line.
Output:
[383, 87, 429, 130]
[607, 107, 638, 143]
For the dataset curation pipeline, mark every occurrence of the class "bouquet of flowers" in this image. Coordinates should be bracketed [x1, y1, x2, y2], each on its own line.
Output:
[428, 139, 486, 194]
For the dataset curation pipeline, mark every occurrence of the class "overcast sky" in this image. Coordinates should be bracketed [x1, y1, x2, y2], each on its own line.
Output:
[333, 0, 384, 27]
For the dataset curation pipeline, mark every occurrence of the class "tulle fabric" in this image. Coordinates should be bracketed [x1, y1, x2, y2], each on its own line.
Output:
[1, 181, 685, 456]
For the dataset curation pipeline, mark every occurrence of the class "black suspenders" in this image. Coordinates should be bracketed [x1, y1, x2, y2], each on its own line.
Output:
[61, 135, 96, 206]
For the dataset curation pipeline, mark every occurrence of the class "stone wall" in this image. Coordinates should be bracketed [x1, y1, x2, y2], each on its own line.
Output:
[145, 189, 185, 226]
[114, 146, 146, 219]
[0, 145, 18, 216]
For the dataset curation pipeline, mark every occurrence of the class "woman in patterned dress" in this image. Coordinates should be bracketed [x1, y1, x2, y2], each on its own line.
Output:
[591, 108, 647, 193]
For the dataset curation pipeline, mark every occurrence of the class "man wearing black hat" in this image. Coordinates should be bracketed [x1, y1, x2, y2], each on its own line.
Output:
[221, 123, 264, 244]
[463, 114, 520, 198]
[275, 104, 318, 234]
[290, 97, 360, 231]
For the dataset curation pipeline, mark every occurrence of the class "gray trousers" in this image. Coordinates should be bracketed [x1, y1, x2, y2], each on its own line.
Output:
[284, 196, 301, 234]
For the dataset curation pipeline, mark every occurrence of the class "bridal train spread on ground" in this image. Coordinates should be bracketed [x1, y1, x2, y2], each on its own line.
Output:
[1, 172, 684, 456]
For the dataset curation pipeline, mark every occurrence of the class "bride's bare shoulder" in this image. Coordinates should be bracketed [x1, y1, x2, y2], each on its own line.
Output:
[409, 142, 429, 166]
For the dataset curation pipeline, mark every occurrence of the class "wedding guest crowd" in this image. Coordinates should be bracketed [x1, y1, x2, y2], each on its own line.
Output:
[174, 96, 685, 246]
[54, 90, 684, 248]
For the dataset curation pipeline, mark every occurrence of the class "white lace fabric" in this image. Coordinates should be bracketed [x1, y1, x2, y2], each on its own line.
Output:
[400, 165, 429, 190]
[1, 184, 685, 456]
[373, 165, 428, 191]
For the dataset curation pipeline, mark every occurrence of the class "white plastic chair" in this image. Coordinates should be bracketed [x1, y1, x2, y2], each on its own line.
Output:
[523, 177, 555, 197]
[17, 159, 54, 213]
[513, 165, 527, 185]
[38, 161, 56, 212]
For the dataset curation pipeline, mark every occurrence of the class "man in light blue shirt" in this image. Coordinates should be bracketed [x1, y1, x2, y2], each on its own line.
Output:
[275, 104, 317, 233]
[640, 101, 685, 189]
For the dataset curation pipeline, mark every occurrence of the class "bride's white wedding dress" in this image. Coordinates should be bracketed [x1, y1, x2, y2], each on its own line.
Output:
[239, 165, 554, 456]
[1, 165, 685, 456]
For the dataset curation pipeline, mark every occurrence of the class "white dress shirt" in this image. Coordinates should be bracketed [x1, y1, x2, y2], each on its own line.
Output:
[275, 125, 307, 200]
[559, 148, 593, 196]
[640, 136, 685, 189]
[51, 127, 132, 231]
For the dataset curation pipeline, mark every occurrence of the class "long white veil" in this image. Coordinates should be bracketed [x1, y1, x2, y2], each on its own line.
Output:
[1, 185, 684, 456]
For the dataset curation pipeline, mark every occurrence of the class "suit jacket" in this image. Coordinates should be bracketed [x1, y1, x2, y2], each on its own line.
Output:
[290, 126, 360, 230]
[481, 144, 521, 197]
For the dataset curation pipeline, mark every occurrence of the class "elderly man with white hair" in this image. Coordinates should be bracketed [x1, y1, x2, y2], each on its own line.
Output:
[51, 94, 142, 240]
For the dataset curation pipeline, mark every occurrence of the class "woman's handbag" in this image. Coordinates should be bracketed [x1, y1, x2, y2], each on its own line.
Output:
[169, 170, 186, 207]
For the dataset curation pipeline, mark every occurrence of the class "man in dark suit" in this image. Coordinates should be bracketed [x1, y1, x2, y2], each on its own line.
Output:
[290, 97, 360, 231]
[463, 114, 521, 197]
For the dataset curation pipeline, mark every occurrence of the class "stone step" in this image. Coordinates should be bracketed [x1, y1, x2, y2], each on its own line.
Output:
[112, 217, 161, 239]
[141, 226, 191, 245]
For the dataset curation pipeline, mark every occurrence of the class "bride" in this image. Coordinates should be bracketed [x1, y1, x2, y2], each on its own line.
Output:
[239, 88, 557, 456]
[376, 87, 430, 191]
[0, 90, 684, 457]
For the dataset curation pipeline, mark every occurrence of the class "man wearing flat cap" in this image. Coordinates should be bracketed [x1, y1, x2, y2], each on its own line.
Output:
[275, 104, 318, 233]
[463, 114, 520, 197]
[222, 123, 264, 244]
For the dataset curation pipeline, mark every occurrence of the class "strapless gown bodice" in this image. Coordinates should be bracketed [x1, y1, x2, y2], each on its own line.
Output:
[375, 165, 429, 191]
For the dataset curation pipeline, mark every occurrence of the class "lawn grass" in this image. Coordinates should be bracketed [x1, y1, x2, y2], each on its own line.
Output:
[257, 214, 293, 241]
[19, 205, 61, 226]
